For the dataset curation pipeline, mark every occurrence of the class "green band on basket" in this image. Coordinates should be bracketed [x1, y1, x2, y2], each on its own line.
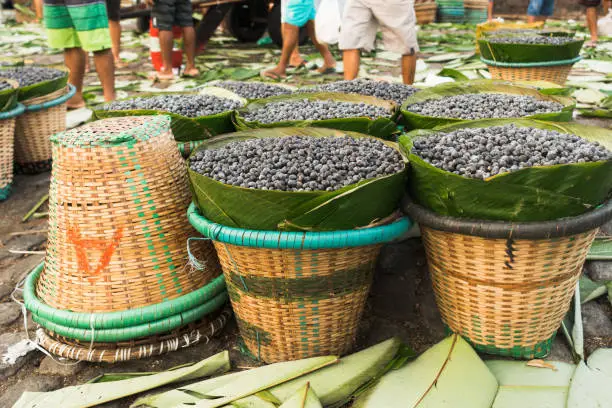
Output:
[24, 84, 76, 113]
[226, 265, 373, 301]
[24, 263, 228, 329]
[32, 291, 229, 342]
[444, 326, 555, 359]
[0, 184, 11, 201]
[0, 103, 25, 119]
[235, 317, 272, 346]
[480, 56, 582, 68]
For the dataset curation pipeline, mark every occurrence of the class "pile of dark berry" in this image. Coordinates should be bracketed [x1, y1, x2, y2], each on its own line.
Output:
[488, 35, 576, 45]
[100, 94, 243, 117]
[190, 135, 405, 191]
[0, 80, 13, 91]
[241, 99, 391, 123]
[301, 79, 419, 106]
[405, 93, 563, 120]
[214, 81, 292, 99]
[0, 66, 65, 87]
[412, 124, 611, 180]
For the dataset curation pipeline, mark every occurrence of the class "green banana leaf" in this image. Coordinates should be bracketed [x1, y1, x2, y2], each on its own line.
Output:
[188, 127, 407, 231]
[587, 237, 612, 260]
[234, 92, 399, 140]
[352, 335, 498, 408]
[399, 119, 612, 222]
[12, 351, 231, 408]
[17, 71, 68, 102]
[0, 78, 18, 112]
[400, 80, 575, 130]
[278, 384, 322, 408]
[486, 360, 576, 408]
[478, 37, 584, 63]
[566, 349, 612, 408]
[92, 89, 245, 142]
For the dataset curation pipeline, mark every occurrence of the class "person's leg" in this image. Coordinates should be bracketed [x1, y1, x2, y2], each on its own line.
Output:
[108, 20, 122, 63]
[182, 26, 199, 75]
[158, 30, 175, 77]
[289, 45, 306, 67]
[343, 49, 360, 80]
[152, 0, 175, 78]
[262, 23, 300, 79]
[304, 20, 335, 73]
[64, 47, 87, 108]
[93, 48, 116, 101]
[401, 54, 417, 85]
[586, 6, 598, 44]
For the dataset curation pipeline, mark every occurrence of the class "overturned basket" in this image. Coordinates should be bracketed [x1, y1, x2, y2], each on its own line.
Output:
[14, 84, 75, 174]
[189, 203, 412, 363]
[403, 196, 612, 358]
[481, 57, 581, 86]
[0, 102, 25, 201]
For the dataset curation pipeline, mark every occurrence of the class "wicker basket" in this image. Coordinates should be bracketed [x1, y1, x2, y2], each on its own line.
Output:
[37, 308, 231, 362]
[188, 203, 412, 362]
[37, 115, 222, 313]
[415, 3, 437, 24]
[14, 85, 75, 174]
[403, 196, 612, 358]
[0, 103, 25, 201]
[481, 57, 581, 85]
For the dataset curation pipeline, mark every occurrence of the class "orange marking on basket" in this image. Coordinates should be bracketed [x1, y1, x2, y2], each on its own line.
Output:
[68, 226, 124, 282]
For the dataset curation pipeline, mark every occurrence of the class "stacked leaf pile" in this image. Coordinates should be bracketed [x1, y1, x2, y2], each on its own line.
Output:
[93, 92, 246, 142]
[300, 79, 419, 106]
[479, 32, 584, 63]
[400, 119, 612, 221]
[235, 93, 398, 140]
[401, 80, 574, 129]
[0, 65, 67, 101]
[188, 127, 407, 231]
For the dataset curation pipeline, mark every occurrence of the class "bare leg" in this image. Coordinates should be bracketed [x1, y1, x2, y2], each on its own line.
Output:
[93, 48, 116, 101]
[585, 6, 598, 45]
[64, 47, 87, 108]
[158, 29, 175, 79]
[109, 20, 123, 64]
[182, 26, 199, 76]
[527, 15, 536, 23]
[34, 0, 43, 20]
[289, 46, 305, 67]
[304, 20, 336, 73]
[343, 49, 360, 80]
[262, 23, 299, 79]
[401, 54, 417, 85]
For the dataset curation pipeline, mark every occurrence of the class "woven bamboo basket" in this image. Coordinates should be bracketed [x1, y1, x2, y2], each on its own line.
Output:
[0, 103, 25, 201]
[403, 196, 612, 358]
[481, 57, 581, 86]
[37, 115, 222, 313]
[415, 3, 437, 24]
[188, 203, 412, 362]
[36, 308, 231, 363]
[14, 85, 75, 174]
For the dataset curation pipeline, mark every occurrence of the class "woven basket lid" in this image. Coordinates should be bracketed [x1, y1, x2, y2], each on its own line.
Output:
[38, 115, 220, 313]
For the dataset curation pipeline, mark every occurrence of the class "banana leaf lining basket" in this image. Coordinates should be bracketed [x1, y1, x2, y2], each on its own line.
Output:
[188, 203, 412, 362]
[14, 84, 75, 174]
[0, 102, 25, 201]
[481, 57, 582, 86]
[403, 196, 612, 358]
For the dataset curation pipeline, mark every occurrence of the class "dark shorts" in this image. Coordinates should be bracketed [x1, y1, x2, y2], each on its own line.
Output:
[579, 0, 601, 6]
[105, 0, 120, 21]
[152, 0, 193, 30]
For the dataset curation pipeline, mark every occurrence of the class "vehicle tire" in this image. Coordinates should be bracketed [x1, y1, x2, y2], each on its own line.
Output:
[226, 2, 268, 43]
[267, 2, 308, 48]
[136, 16, 150, 34]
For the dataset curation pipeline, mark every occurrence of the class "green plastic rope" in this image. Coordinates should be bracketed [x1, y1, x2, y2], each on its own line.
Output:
[24, 263, 227, 329]
[480, 56, 582, 68]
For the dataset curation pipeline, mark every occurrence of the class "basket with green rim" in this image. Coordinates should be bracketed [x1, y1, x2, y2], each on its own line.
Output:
[0, 98, 24, 201]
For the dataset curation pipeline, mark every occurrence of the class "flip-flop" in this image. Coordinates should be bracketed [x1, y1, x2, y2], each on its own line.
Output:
[67, 102, 87, 110]
[155, 73, 175, 81]
[260, 70, 286, 80]
[317, 67, 337, 75]
[182, 69, 200, 78]
[289, 61, 307, 69]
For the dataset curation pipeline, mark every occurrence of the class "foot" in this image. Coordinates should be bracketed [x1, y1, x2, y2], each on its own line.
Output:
[261, 67, 287, 80]
[156, 69, 175, 81]
[289, 51, 306, 68]
[114, 59, 128, 69]
[66, 93, 86, 110]
[317, 64, 336, 75]
[182, 67, 200, 78]
[585, 39, 598, 48]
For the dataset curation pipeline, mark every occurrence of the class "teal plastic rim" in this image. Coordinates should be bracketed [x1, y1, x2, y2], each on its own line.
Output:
[24, 84, 76, 113]
[188, 203, 413, 250]
[25, 263, 227, 329]
[480, 56, 582, 68]
[0, 102, 25, 119]
[32, 291, 229, 342]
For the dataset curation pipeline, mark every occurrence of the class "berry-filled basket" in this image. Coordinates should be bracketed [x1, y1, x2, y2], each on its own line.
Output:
[0, 101, 24, 201]
[400, 119, 612, 358]
[188, 202, 412, 362]
[400, 80, 575, 130]
[234, 92, 399, 140]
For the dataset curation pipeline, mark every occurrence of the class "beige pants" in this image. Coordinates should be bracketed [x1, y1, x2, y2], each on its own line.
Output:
[339, 0, 419, 55]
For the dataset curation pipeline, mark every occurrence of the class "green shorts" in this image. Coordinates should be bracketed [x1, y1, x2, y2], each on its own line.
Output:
[44, 0, 112, 52]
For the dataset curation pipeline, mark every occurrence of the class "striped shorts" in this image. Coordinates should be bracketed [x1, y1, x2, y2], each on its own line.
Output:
[43, 0, 112, 52]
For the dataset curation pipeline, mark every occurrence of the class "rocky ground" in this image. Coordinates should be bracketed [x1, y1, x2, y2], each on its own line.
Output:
[0, 12, 611, 408]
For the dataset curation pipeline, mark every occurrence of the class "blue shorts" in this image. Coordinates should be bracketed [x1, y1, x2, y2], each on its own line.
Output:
[281, 0, 316, 27]
[527, 0, 555, 16]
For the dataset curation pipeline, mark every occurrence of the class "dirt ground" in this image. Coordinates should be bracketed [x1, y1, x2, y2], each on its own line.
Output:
[0, 14, 611, 408]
